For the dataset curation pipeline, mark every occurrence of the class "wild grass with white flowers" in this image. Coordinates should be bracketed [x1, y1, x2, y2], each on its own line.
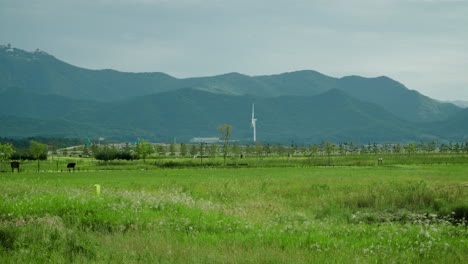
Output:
[0, 165, 467, 263]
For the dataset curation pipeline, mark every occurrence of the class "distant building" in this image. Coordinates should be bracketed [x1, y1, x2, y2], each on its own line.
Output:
[190, 137, 220, 144]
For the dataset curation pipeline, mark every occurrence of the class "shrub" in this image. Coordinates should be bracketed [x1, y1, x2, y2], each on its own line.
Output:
[450, 204, 468, 223]
[0, 228, 16, 250]
[94, 146, 136, 161]
[10, 151, 47, 160]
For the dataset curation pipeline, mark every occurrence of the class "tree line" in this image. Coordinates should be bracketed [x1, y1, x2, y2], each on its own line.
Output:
[0, 140, 48, 172]
[2, 139, 468, 164]
[71, 140, 468, 162]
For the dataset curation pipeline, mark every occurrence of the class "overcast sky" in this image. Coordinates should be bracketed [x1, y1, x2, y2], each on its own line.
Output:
[1, 0, 467, 101]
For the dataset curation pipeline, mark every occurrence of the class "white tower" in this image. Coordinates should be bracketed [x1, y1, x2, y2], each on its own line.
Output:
[251, 104, 257, 142]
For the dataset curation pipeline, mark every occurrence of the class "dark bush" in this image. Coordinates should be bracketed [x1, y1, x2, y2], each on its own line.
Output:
[10, 151, 47, 160]
[451, 204, 468, 223]
[114, 151, 134, 160]
[0, 228, 16, 250]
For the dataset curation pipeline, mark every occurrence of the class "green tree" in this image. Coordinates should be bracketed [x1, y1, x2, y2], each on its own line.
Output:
[82, 145, 90, 157]
[245, 145, 253, 157]
[299, 144, 308, 157]
[392, 144, 402, 154]
[372, 143, 379, 155]
[169, 142, 176, 156]
[30, 140, 47, 172]
[231, 142, 241, 157]
[418, 142, 427, 153]
[90, 144, 99, 156]
[189, 145, 198, 157]
[359, 144, 367, 154]
[217, 124, 232, 165]
[405, 142, 417, 155]
[427, 141, 437, 153]
[124, 143, 131, 152]
[338, 143, 346, 156]
[463, 142, 468, 154]
[382, 144, 391, 154]
[453, 143, 461, 154]
[255, 142, 263, 157]
[0, 143, 15, 171]
[209, 144, 218, 158]
[199, 143, 206, 165]
[325, 140, 335, 166]
[49, 144, 57, 160]
[156, 145, 166, 156]
[309, 144, 319, 159]
[276, 143, 286, 156]
[367, 144, 373, 153]
[348, 142, 357, 154]
[262, 144, 271, 156]
[135, 139, 154, 162]
[439, 143, 450, 153]
[290, 142, 298, 156]
[270, 144, 278, 156]
[180, 143, 187, 157]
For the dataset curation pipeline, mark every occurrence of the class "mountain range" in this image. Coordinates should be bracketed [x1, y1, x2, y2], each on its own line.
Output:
[447, 100, 468, 108]
[0, 45, 466, 143]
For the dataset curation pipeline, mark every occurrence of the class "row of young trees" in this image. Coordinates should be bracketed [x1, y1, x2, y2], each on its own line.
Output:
[162, 141, 468, 158]
[3, 138, 468, 164]
[231, 141, 468, 157]
[85, 140, 468, 163]
[89, 142, 228, 161]
[90, 125, 234, 163]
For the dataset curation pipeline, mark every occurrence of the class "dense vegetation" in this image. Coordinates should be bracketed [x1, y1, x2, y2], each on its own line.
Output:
[3, 139, 468, 165]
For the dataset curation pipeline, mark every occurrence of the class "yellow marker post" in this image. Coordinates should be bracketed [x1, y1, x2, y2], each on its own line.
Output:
[94, 184, 101, 195]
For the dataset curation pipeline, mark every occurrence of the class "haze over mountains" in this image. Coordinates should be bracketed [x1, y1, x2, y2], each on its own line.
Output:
[0, 45, 466, 143]
[448, 101, 468, 108]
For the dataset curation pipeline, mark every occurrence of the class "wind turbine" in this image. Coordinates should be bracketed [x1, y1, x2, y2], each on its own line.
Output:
[251, 104, 257, 142]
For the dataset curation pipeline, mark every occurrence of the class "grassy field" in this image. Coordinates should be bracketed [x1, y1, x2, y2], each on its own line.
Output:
[1, 164, 467, 263]
[4, 153, 468, 172]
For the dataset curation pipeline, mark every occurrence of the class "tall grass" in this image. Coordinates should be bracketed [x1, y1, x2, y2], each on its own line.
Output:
[0, 165, 467, 263]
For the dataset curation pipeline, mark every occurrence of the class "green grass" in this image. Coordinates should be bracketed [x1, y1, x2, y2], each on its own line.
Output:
[0, 165, 467, 263]
[4, 153, 468, 173]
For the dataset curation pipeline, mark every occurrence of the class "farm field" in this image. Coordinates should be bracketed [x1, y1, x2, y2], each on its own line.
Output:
[1, 164, 467, 263]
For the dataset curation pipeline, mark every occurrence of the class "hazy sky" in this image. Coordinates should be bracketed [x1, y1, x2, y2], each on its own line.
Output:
[1, 0, 467, 101]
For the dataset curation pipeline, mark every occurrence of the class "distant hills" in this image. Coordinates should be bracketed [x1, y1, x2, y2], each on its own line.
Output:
[0, 45, 466, 143]
[447, 100, 468, 108]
